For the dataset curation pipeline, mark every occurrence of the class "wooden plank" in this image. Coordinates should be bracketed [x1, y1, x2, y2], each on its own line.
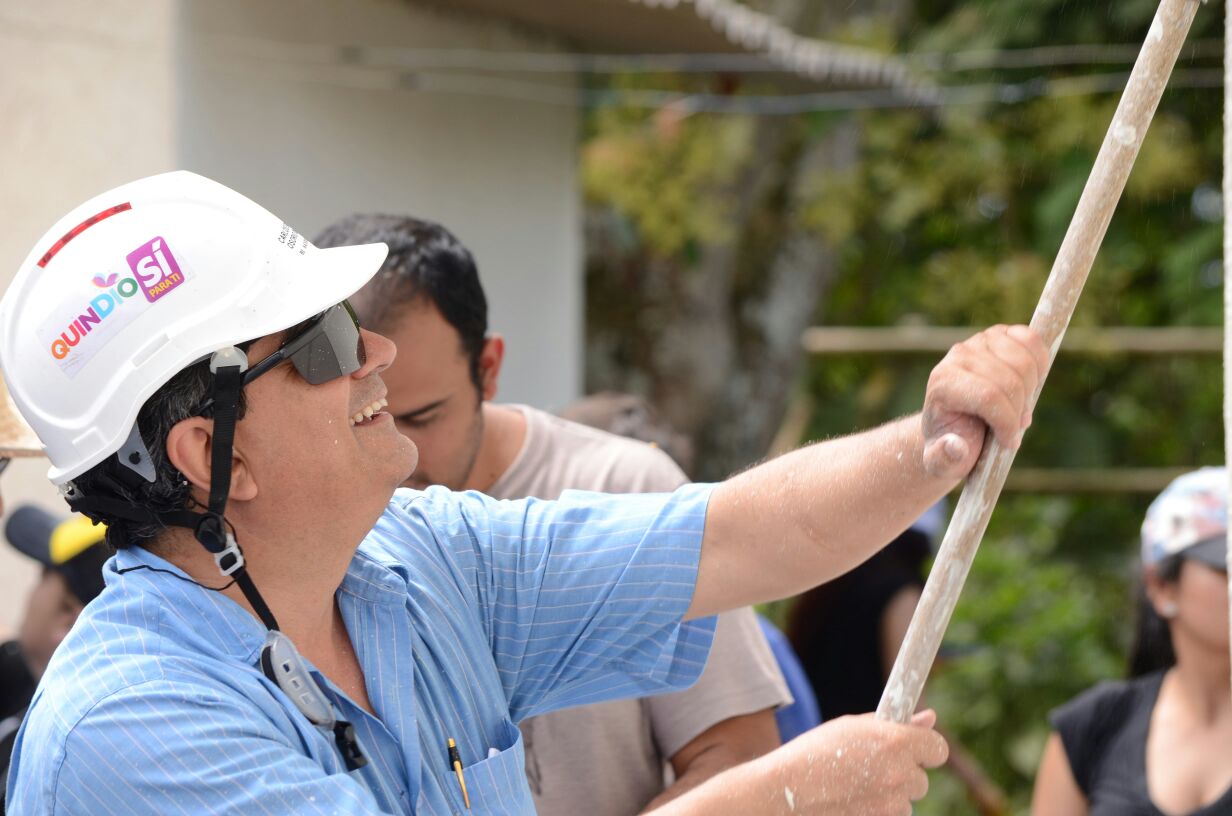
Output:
[802, 325, 1223, 355]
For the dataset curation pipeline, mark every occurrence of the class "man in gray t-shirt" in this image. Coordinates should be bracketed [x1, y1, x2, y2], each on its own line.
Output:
[320, 214, 790, 815]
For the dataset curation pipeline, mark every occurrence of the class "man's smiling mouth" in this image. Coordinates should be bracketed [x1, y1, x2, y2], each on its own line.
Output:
[350, 397, 389, 426]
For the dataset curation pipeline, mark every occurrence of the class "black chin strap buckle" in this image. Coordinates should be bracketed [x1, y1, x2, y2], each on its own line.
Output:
[195, 512, 228, 553]
[194, 513, 245, 577]
[333, 721, 368, 771]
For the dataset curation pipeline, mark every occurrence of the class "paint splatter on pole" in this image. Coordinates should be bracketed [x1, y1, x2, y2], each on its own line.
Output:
[878, 0, 1205, 725]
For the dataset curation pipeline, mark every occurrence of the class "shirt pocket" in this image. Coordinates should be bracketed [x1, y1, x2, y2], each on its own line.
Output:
[449, 718, 535, 815]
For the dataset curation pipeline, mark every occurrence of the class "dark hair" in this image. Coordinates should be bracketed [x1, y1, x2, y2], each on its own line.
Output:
[71, 355, 248, 551]
[314, 215, 488, 393]
[1127, 555, 1183, 677]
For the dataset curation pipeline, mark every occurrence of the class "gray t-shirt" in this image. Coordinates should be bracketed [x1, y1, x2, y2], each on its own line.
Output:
[490, 405, 792, 816]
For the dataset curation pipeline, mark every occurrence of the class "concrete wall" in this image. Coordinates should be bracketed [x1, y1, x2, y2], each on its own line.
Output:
[0, 0, 583, 631]
[176, 0, 583, 411]
[0, 0, 177, 631]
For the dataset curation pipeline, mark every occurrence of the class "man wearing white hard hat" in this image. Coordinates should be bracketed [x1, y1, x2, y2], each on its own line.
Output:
[0, 172, 1046, 815]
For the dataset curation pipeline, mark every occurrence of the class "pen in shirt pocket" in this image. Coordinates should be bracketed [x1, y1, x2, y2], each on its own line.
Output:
[447, 738, 471, 810]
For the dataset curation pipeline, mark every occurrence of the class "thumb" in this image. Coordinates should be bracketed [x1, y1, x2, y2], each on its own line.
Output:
[910, 709, 937, 729]
[921, 433, 971, 479]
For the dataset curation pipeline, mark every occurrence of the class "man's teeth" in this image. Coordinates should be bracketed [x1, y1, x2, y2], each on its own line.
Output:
[350, 397, 389, 426]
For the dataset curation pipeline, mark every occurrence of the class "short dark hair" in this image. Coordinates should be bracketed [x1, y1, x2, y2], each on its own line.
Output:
[314, 215, 488, 392]
[72, 354, 249, 551]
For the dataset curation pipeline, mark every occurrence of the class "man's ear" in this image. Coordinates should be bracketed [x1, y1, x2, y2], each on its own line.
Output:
[165, 417, 258, 502]
[478, 334, 505, 402]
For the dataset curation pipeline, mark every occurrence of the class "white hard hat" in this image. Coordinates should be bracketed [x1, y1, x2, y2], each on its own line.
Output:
[0, 171, 388, 483]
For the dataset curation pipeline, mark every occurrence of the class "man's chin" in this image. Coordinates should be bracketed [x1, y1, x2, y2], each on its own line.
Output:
[390, 437, 419, 489]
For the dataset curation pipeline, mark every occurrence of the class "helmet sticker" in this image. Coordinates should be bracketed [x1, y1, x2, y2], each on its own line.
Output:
[127, 237, 185, 302]
[40, 236, 193, 378]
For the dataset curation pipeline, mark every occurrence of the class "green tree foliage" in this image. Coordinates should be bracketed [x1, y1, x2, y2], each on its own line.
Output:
[582, 1, 1225, 811]
[800, 3, 1224, 814]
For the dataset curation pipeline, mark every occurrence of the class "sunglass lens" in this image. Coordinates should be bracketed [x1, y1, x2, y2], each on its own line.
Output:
[290, 303, 365, 385]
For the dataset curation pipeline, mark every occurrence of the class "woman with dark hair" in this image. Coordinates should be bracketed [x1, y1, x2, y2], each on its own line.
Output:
[1031, 467, 1232, 815]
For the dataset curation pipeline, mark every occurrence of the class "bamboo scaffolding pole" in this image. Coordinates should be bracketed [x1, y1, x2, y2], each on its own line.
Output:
[878, 0, 1205, 724]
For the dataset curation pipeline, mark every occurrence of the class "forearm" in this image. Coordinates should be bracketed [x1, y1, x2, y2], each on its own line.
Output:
[641, 711, 782, 813]
[641, 749, 753, 813]
[690, 414, 960, 618]
[646, 751, 778, 816]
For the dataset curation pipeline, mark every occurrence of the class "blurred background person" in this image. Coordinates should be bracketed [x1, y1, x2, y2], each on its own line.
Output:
[0, 507, 108, 803]
[317, 214, 791, 816]
[787, 505, 1008, 815]
[787, 505, 943, 719]
[1032, 467, 1232, 816]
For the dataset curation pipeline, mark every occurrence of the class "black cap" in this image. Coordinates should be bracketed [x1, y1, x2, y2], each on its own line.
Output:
[5, 505, 109, 604]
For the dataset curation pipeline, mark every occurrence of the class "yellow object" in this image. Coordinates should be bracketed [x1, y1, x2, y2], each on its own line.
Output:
[448, 738, 471, 809]
[49, 515, 106, 564]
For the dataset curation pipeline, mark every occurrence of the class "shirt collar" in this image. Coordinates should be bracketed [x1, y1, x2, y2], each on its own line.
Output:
[109, 546, 269, 663]
[107, 537, 410, 664]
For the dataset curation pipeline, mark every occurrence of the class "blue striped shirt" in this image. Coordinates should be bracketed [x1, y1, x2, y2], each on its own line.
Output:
[6, 484, 716, 815]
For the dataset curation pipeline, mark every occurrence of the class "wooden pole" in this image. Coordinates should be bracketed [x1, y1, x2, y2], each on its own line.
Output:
[878, 0, 1204, 724]
[1223, 0, 1232, 706]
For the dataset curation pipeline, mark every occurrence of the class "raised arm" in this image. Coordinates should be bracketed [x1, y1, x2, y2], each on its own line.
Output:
[689, 324, 1047, 619]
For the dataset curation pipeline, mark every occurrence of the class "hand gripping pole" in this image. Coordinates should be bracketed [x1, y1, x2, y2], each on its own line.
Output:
[878, 0, 1205, 724]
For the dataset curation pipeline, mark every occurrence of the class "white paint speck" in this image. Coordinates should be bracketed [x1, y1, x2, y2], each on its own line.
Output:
[784, 786, 796, 811]
[836, 748, 844, 759]
[1113, 122, 1138, 147]
[1149, 15, 1163, 43]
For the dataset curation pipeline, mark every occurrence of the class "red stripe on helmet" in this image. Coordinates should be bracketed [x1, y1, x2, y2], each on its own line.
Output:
[37, 202, 133, 268]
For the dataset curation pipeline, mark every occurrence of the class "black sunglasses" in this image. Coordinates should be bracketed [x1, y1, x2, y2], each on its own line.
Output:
[196, 301, 366, 415]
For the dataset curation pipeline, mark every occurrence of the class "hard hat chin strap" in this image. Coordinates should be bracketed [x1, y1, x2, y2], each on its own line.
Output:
[192, 352, 281, 633]
[196, 349, 366, 770]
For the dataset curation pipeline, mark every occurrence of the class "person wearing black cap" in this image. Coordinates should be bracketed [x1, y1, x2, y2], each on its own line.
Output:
[0, 506, 108, 804]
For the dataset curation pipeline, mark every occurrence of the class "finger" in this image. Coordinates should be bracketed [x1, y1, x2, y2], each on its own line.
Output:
[978, 327, 1044, 424]
[987, 324, 1045, 393]
[890, 800, 913, 816]
[1007, 324, 1050, 377]
[910, 709, 937, 729]
[905, 767, 930, 801]
[913, 729, 950, 768]
[927, 370, 1021, 450]
[921, 411, 987, 478]
[922, 433, 975, 480]
[949, 334, 1035, 432]
[952, 353, 1028, 442]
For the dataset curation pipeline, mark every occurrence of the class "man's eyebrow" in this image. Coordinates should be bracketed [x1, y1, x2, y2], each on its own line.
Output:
[395, 397, 449, 421]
